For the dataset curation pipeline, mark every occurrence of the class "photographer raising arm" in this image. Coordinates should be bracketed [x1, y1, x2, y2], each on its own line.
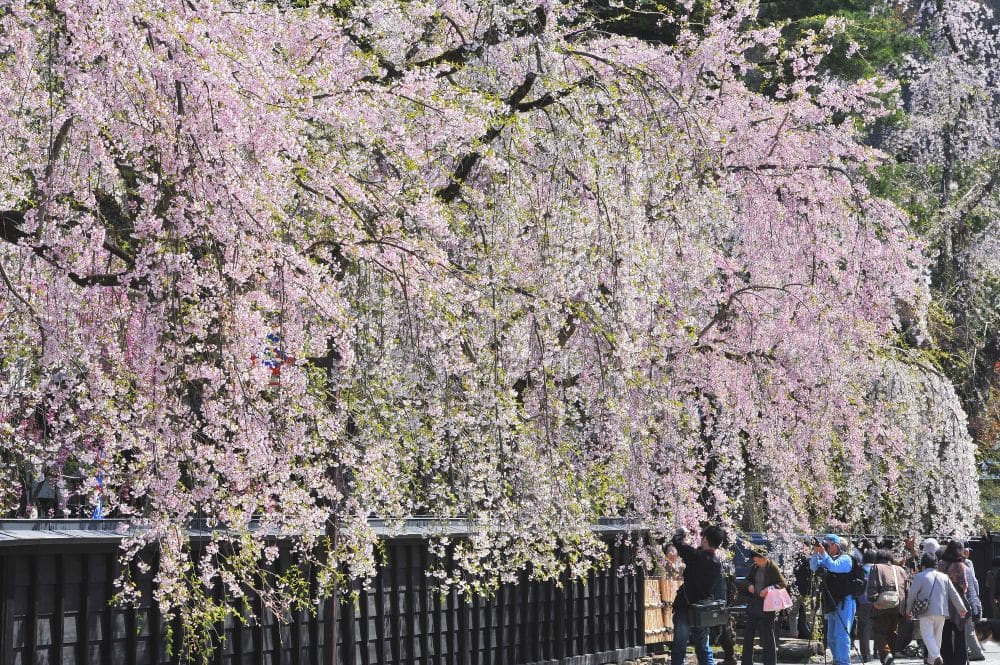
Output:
[810, 534, 859, 665]
[670, 526, 726, 665]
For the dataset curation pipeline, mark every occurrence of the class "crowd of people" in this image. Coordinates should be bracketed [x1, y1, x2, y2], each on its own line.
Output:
[667, 528, 992, 665]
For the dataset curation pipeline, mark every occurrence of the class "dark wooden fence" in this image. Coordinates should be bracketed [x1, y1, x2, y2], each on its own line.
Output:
[0, 520, 646, 665]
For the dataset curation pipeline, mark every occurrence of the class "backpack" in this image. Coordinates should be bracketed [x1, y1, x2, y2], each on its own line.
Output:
[825, 555, 867, 601]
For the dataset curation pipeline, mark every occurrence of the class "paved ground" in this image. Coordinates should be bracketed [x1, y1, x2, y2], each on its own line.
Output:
[811, 639, 1000, 665]
[645, 638, 1000, 665]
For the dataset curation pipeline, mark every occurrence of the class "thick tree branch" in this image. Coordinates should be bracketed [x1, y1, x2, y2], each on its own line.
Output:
[436, 74, 596, 203]
[67, 271, 130, 287]
[0, 210, 30, 244]
[2, 207, 135, 288]
[45, 116, 74, 181]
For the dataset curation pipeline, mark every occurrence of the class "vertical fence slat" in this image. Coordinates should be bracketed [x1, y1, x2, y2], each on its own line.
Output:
[519, 570, 530, 663]
[547, 578, 557, 660]
[586, 570, 600, 653]
[633, 544, 640, 645]
[404, 545, 417, 665]
[417, 546, 429, 665]
[494, 583, 507, 665]
[432, 584, 444, 664]
[27, 555, 38, 665]
[290, 594, 300, 665]
[373, 562, 385, 665]
[598, 553, 610, 652]
[553, 574, 565, 662]
[307, 563, 318, 665]
[342, 582, 357, 665]
[148, 554, 162, 665]
[456, 588, 468, 665]
[445, 586, 457, 665]
[470, 590, 480, 665]
[125, 573, 136, 665]
[211, 561, 225, 665]
[529, 578, 541, 663]
[252, 576, 264, 665]
[481, 589, 493, 665]
[615, 546, 628, 647]
[232, 603, 244, 665]
[54, 554, 64, 665]
[102, 553, 113, 665]
[170, 608, 183, 665]
[388, 548, 401, 665]
[0, 554, 10, 665]
[635, 557, 644, 648]
[357, 580, 370, 665]
[79, 553, 90, 665]
[269, 573, 281, 665]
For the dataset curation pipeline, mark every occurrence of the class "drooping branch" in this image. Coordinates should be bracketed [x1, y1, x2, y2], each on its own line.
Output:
[695, 283, 806, 345]
[44, 116, 74, 181]
[935, 0, 962, 54]
[436, 74, 596, 203]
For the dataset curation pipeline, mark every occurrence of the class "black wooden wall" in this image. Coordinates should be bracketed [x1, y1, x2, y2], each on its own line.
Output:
[0, 533, 644, 665]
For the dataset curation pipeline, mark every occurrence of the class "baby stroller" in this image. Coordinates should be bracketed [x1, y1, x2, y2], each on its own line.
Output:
[903, 638, 928, 660]
[900, 620, 927, 660]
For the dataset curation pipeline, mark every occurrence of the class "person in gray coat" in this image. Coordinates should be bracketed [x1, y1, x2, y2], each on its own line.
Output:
[906, 554, 967, 665]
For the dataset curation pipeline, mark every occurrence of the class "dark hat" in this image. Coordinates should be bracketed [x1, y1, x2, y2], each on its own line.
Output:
[747, 543, 768, 559]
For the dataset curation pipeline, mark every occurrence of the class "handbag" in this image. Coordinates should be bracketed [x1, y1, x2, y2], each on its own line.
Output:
[873, 565, 901, 610]
[763, 586, 794, 612]
[912, 577, 938, 618]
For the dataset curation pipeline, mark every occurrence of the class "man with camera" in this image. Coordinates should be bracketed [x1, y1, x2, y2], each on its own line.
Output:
[811, 534, 859, 665]
[671, 525, 726, 665]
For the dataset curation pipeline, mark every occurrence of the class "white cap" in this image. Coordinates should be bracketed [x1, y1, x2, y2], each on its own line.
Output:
[921, 538, 940, 556]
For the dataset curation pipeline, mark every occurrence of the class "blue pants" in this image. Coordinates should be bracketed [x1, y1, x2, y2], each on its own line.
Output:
[826, 596, 857, 665]
[672, 608, 716, 665]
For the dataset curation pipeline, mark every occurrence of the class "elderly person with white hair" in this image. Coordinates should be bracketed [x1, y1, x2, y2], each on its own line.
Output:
[923, 538, 942, 557]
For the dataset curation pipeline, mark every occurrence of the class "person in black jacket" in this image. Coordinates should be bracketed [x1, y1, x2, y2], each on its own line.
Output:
[790, 548, 815, 639]
[671, 525, 726, 665]
[985, 557, 1000, 621]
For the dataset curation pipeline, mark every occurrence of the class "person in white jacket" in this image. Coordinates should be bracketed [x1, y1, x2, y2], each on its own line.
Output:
[906, 554, 968, 665]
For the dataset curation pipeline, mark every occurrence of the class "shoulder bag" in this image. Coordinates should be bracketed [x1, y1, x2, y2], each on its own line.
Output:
[873, 565, 902, 610]
[685, 586, 730, 628]
[912, 576, 938, 618]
